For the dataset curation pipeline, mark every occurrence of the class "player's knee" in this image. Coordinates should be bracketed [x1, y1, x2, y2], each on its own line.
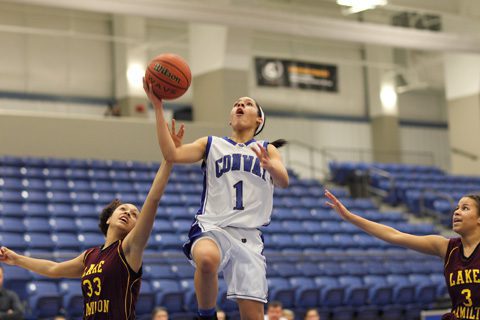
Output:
[195, 253, 220, 274]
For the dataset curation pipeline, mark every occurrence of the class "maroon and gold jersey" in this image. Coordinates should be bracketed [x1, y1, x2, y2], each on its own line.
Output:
[444, 238, 480, 320]
[81, 240, 142, 320]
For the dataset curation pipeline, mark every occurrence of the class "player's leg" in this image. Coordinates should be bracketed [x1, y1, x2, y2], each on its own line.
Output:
[192, 238, 221, 318]
[237, 299, 264, 320]
[223, 228, 267, 320]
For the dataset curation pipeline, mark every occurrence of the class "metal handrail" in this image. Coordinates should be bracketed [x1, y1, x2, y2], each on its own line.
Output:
[367, 167, 395, 198]
[419, 189, 455, 217]
[451, 147, 478, 161]
[283, 141, 437, 181]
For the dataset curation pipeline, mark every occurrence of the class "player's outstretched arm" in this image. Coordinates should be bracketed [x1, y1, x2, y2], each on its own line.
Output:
[122, 119, 183, 271]
[144, 78, 206, 163]
[325, 189, 449, 258]
[0, 246, 84, 278]
[252, 143, 289, 188]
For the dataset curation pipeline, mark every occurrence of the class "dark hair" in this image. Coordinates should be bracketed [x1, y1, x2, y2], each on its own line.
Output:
[253, 99, 287, 148]
[465, 194, 480, 216]
[99, 199, 123, 236]
[268, 300, 283, 308]
[254, 100, 266, 136]
[270, 139, 287, 148]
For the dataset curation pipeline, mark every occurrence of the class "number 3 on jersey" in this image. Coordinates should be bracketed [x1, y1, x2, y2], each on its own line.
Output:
[233, 180, 244, 210]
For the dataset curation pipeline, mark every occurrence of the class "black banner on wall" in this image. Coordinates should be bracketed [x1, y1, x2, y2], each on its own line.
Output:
[255, 57, 338, 92]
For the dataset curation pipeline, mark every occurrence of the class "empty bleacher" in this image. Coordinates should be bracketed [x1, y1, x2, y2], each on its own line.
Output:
[0, 155, 448, 320]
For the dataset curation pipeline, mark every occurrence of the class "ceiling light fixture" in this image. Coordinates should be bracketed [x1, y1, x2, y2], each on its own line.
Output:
[337, 0, 387, 14]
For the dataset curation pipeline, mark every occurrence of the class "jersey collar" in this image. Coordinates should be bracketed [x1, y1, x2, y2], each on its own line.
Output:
[223, 137, 256, 146]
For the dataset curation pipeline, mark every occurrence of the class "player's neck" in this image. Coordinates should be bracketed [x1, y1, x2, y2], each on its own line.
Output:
[103, 232, 122, 249]
[461, 231, 480, 252]
[230, 130, 254, 144]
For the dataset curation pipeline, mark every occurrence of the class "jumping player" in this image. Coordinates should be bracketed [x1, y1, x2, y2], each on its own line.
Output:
[325, 190, 480, 320]
[0, 120, 184, 319]
[144, 79, 289, 320]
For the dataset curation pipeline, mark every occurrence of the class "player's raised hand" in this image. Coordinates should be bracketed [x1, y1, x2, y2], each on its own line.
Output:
[252, 143, 272, 170]
[143, 77, 163, 110]
[0, 246, 19, 265]
[325, 189, 352, 220]
[167, 119, 185, 148]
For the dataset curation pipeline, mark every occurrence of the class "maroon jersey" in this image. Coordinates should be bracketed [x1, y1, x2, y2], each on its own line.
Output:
[81, 240, 142, 320]
[444, 238, 480, 320]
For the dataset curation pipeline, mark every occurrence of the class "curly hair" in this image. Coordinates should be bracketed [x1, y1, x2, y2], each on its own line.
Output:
[465, 194, 480, 216]
[98, 199, 123, 236]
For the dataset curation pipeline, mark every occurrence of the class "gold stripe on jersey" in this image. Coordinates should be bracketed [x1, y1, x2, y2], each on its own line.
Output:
[117, 240, 131, 319]
[129, 277, 141, 318]
[445, 246, 459, 269]
[83, 248, 94, 266]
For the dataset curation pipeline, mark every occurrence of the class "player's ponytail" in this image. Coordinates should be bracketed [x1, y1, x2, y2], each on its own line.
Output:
[271, 139, 287, 148]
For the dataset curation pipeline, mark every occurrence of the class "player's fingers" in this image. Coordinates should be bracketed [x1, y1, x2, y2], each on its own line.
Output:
[171, 119, 176, 134]
[251, 146, 261, 158]
[178, 124, 185, 138]
[325, 201, 334, 208]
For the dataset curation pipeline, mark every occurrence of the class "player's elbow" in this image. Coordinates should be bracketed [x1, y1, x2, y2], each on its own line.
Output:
[276, 177, 289, 188]
[163, 152, 176, 162]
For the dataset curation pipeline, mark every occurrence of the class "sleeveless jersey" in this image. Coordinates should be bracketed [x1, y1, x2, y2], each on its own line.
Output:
[444, 237, 480, 320]
[196, 136, 274, 228]
[81, 240, 142, 320]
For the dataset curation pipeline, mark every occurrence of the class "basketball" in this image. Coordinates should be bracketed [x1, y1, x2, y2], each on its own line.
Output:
[145, 53, 191, 100]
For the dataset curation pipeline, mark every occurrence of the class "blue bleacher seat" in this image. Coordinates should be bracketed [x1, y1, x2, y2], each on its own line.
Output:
[267, 277, 295, 308]
[408, 274, 437, 306]
[23, 203, 49, 217]
[292, 234, 316, 249]
[153, 219, 174, 232]
[362, 275, 393, 306]
[49, 217, 77, 233]
[386, 275, 416, 304]
[2, 265, 32, 301]
[75, 218, 99, 233]
[27, 281, 62, 318]
[59, 280, 83, 318]
[271, 234, 295, 249]
[137, 280, 155, 316]
[24, 233, 55, 250]
[272, 262, 300, 277]
[48, 203, 74, 217]
[72, 204, 98, 218]
[338, 275, 369, 307]
[0, 232, 28, 250]
[23, 217, 51, 233]
[172, 219, 194, 234]
[153, 234, 184, 250]
[52, 233, 81, 251]
[290, 277, 320, 309]
[144, 264, 177, 280]
[152, 279, 184, 313]
[281, 220, 304, 233]
[77, 233, 105, 249]
[0, 217, 25, 233]
[314, 276, 344, 308]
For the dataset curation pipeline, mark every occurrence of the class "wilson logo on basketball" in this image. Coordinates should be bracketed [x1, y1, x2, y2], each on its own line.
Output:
[153, 63, 181, 84]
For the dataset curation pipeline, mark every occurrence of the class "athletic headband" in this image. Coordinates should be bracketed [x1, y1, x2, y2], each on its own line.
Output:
[254, 105, 265, 136]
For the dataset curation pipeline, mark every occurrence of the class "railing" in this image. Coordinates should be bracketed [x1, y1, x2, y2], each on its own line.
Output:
[451, 147, 478, 161]
[283, 141, 437, 181]
[419, 189, 455, 217]
[283, 140, 336, 180]
[367, 167, 395, 198]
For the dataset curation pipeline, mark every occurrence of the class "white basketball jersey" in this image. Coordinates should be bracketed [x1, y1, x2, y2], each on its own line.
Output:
[196, 136, 274, 228]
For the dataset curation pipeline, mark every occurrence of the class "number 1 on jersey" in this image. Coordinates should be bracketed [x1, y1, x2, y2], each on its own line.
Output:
[233, 180, 244, 210]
